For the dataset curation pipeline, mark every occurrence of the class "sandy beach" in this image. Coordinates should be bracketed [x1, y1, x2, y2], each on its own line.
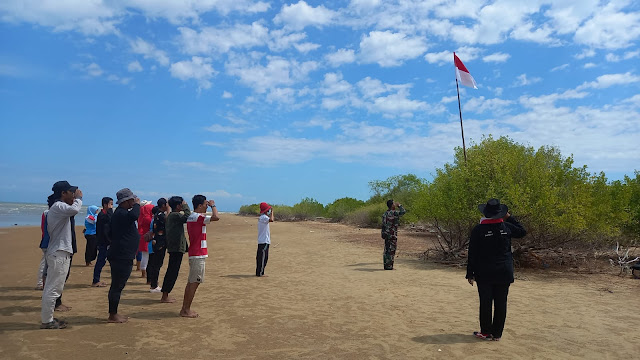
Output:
[0, 215, 638, 359]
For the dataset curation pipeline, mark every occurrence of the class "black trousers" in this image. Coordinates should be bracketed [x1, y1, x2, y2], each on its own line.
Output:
[256, 243, 269, 276]
[161, 252, 183, 294]
[148, 247, 166, 288]
[55, 255, 72, 308]
[477, 282, 510, 338]
[84, 234, 98, 263]
[108, 259, 133, 314]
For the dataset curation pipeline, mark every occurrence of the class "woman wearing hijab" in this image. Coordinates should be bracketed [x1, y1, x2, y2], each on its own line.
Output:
[137, 203, 155, 280]
[84, 205, 100, 267]
[466, 198, 527, 341]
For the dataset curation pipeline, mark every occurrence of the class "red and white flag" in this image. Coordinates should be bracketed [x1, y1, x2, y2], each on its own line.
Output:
[454, 52, 478, 89]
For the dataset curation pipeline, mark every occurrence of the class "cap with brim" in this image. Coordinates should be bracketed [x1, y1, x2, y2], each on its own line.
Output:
[52, 181, 78, 193]
[478, 198, 508, 219]
[116, 188, 136, 205]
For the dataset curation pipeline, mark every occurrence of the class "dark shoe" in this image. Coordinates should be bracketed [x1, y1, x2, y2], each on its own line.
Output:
[40, 319, 67, 329]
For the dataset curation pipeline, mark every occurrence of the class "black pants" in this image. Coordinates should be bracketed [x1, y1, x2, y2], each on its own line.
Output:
[108, 259, 133, 314]
[161, 252, 183, 294]
[148, 247, 166, 288]
[55, 255, 72, 308]
[256, 243, 269, 276]
[84, 234, 98, 263]
[477, 282, 510, 338]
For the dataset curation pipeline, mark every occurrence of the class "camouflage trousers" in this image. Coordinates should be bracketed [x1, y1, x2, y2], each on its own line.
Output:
[383, 236, 397, 270]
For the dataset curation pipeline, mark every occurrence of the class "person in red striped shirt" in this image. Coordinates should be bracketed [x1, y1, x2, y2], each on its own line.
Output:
[180, 194, 219, 318]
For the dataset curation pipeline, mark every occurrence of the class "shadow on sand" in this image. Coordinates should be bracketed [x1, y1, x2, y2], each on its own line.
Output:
[220, 275, 256, 279]
[412, 333, 477, 344]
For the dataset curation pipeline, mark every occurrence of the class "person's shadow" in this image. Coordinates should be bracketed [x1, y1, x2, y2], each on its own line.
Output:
[412, 334, 477, 344]
[219, 275, 256, 279]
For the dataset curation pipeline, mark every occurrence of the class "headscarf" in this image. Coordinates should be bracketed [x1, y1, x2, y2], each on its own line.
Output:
[138, 203, 155, 236]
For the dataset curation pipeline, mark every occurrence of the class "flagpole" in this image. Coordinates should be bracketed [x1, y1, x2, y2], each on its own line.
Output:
[455, 77, 467, 163]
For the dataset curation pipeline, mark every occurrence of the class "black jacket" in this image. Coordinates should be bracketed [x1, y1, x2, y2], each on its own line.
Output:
[96, 208, 113, 246]
[108, 204, 140, 261]
[466, 216, 527, 284]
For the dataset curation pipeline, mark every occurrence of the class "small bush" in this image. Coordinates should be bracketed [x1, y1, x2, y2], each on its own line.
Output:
[326, 197, 365, 221]
[344, 202, 388, 228]
[292, 197, 325, 219]
[272, 204, 294, 221]
[238, 204, 259, 216]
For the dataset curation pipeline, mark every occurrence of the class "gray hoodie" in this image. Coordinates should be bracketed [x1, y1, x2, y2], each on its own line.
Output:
[46, 199, 82, 255]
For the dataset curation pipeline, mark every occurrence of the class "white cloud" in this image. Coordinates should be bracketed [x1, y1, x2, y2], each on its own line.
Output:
[463, 96, 513, 114]
[127, 61, 143, 72]
[0, 0, 119, 35]
[106, 74, 132, 85]
[605, 50, 640, 62]
[293, 42, 321, 53]
[424, 47, 481, 65]
[170, 56, 216, 90]
[203, 141, 224, 147]
[574, 3, 640, 49]
[130, 38, 169, 66]
[583, 62, 597, 69]
[273, 1, 336, 30]
[359, 31, 427, 67]
[205, 124, 246, 133]
[177, 23, 270, 55]
[325, 48, 356, 67]
[225, 54, 318, 93]
[550, 64, 569, 72]
[514, 73, 542, 86]
[222, 91, 233, 99]
[85, 62, 103, 77]
[292, 118, 333, 130]
[483, 52, 510, 63]
[574, 48, 596, 59]
[321, 72, 352, 95]
[577, 72, 640, 90]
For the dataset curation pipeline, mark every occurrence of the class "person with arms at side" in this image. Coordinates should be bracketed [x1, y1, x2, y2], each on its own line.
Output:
[93, 197, 113, 287]
[40, 181, 82, 329]
[160, 196, 191, 303]
[181, 195, 219, 318]
[381, 200, 406, 270]
[466, 198, 527, 341]
[148, 198, 169, 293]
[84, 205, 99, 266]
[256, 202, 274, 277]
[107, 188, 141, 323]
[35, 202, 52, 290]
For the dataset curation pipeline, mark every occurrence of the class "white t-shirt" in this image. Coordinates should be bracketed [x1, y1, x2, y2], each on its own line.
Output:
[257, 214, 270, 244]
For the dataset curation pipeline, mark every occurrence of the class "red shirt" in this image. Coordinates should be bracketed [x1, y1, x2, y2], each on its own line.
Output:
[186, 212, 211, 258]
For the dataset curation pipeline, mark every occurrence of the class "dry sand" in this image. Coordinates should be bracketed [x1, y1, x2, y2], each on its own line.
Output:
[0, 215, 638, 359]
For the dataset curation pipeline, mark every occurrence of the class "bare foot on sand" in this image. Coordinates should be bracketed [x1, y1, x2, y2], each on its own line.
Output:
[92, 281, 107, 287]
[180, 309, 199, 318]
[107, 314, 129, 323]
[86, 262, 93, 267]
[55, 304, 72, 312]
[160, 295, 176, 303]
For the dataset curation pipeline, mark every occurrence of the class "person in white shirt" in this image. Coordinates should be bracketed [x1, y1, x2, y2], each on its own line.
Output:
[256, 202, 274, 277]
[40, 181, 83, 329]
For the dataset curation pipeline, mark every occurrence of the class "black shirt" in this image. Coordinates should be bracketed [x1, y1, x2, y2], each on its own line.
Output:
[96, 208, 113, 246]
[108, 204, 140, 261]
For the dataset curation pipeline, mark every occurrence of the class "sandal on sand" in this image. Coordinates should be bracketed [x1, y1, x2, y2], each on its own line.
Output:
[92, 282, 107, 287]
[473, 331, 492, 340]
[41, 319, 67, 329]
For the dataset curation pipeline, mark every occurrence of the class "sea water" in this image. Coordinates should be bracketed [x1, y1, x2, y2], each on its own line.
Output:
[0, 202, 91, 228]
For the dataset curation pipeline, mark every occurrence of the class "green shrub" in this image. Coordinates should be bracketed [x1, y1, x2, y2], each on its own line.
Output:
[344, 202, 388, 228]
[291, 197, 325, 219]
[325, 197, 365, 221]
[271, 204, 294, 221]
[238, 204, 259, 216]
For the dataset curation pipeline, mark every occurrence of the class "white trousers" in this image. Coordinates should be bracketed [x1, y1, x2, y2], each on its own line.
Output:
[36, 248, 46, 287]
[140, 251, 149, 270]
[41, 250, 70, 324]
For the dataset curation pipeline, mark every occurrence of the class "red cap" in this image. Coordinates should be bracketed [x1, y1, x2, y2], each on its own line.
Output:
[259, 202, 271, 214]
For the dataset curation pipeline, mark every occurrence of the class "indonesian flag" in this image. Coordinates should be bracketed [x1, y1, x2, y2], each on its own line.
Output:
[454, 52, 478, 89]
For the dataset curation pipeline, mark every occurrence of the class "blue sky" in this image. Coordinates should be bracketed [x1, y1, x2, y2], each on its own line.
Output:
[1, 0, 639, 211]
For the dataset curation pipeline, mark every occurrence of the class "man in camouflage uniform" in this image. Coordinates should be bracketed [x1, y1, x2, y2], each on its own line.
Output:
[381, 199, 406, 270]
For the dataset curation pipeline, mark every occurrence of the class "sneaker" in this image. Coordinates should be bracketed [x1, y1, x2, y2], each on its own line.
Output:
[149, 287, 162, 293]
[473, 331, 492, 340]
[492, 337, 501, 341]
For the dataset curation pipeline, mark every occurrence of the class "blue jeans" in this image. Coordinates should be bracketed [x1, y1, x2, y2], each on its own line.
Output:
[93, 244, 108, 284]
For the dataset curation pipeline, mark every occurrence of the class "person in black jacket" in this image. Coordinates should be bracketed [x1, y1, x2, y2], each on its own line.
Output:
[107, 188, 140, 323]
[466, 198, 526, 341]
[92, 197, 113, 287]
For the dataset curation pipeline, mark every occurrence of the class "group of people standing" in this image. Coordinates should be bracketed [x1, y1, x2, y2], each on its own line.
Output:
[37, 180, 525, 342]
[37, 181, 275, 329]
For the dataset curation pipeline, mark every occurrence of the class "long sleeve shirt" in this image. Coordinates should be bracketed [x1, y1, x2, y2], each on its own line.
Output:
[165, 205, 191, 253]
[466, 216, 527, 284]
[108, 204, 141, 261]
[96, 209, 112, 246]
[46, 199, 82, 255]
